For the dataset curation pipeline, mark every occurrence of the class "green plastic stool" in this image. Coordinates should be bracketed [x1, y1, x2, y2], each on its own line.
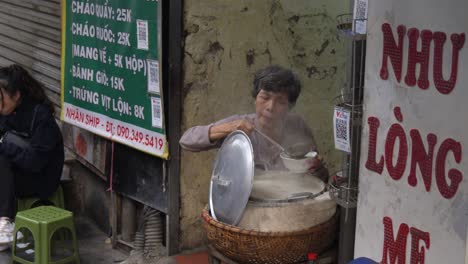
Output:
[11, 206, 80, 264]
[17, 185, 65, 212]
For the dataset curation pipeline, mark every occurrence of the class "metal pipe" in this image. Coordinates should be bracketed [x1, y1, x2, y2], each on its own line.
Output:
[165, 0, 183, 255]
[338, 207, 357, 264]
[338, 1, 367, 262]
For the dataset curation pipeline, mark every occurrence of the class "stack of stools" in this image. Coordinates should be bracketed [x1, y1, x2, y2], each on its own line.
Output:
[11, 206, 80, 264]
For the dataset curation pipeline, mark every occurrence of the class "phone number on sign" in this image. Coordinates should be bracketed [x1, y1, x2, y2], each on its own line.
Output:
[105, 121, 163, 150]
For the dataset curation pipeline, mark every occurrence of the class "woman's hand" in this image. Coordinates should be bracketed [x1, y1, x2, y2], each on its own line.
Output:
[307, 154, 321, 173]
[209, 119, 254, 142]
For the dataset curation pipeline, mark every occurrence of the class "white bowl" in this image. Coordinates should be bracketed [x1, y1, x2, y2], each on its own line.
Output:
[280, 151, 318, 173]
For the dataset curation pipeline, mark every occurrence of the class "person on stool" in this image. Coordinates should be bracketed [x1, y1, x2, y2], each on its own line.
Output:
[0, 64, 64, 250]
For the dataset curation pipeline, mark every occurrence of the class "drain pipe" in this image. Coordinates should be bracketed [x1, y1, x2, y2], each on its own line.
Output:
[131, 206, 164, 257]
[143, 208, 164, 258]
[120, 206, 164, 264]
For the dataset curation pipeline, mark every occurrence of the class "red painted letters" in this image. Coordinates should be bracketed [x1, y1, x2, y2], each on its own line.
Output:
[433, 32, 465, 94]
[407, 131, 437, 191]
[380, 23, 465, 94]
[365, 117, 385, 174]
[435, 139, 463, 199]
[381, 217, 431, 264]
[385, 123, 408, 181]
[380, 24, 406, 82]
[382, 217, 409, 264]
[404, 29, 432, 89]
[365, 108, 463, 199]
[409, 227, 430, 264]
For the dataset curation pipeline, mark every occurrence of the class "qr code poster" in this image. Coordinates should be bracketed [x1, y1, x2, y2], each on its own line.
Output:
[151, 97, 163, 128]
[333, 106, 351, 152]
[353, 0, 368, 34]
[137, 19, 149, 50]
[147, 59, 160, 94]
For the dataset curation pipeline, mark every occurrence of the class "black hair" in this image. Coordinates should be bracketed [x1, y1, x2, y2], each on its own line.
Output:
[252, 65, 301, 106]
[0, 64, 55, 114]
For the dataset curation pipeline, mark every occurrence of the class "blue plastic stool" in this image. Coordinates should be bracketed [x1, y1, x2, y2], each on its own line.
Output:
[348, 257, 377, 264]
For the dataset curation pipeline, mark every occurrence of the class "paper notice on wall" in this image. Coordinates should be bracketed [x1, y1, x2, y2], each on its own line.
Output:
[147, 59, 160, 94]
[151, 97, 162, 128]
[353, 0, 368, 34]
[333, 106, 351, 153]
[137, 19, 149, 50]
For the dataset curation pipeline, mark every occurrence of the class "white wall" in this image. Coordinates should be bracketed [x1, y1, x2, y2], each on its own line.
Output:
[355, 0, 468, 263]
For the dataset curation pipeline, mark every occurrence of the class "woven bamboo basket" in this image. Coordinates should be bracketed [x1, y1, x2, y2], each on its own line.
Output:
[201, 206, 337, 264]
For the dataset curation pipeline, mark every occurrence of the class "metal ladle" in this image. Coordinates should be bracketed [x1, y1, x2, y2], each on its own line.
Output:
[254, 128, 310, 159]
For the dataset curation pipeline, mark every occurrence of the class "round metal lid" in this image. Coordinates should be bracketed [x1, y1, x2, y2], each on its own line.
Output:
[209, 130, 254, 225]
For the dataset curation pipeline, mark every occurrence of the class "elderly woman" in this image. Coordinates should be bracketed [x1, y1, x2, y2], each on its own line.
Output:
[180, 65, 321, 171]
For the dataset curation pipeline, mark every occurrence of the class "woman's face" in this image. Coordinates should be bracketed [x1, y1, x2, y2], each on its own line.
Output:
[0, 88, 20, 115]
[255, 89, 290, 131]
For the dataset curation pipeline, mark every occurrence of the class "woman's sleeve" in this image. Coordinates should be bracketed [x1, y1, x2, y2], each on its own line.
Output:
[0, 107, 62, 172]
[179, 115, 242, 152]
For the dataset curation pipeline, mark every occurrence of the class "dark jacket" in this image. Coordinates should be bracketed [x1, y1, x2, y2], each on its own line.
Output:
[0, 98, 64, 198]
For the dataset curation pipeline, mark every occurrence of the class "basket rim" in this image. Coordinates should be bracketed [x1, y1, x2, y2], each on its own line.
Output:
[201, 205, 338, 237]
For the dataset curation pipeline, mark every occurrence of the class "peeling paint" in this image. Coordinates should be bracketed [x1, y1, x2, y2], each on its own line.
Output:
[315, 39, 330, 56]
[246, 49, 255, 66]
[306, 65, 337, 80]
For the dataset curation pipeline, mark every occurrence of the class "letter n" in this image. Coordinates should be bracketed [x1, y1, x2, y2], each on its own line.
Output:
[380, 23, 406, 81]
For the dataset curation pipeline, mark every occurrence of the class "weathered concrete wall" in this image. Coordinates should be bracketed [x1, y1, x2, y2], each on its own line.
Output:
[181, 0, 348, 249]
[64, 161, 111, 233]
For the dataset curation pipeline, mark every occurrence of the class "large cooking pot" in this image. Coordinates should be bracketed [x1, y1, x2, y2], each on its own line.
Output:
[238, 170, 336, 232]
[209, 130, 336, 232]
[206, 131, 337, 263]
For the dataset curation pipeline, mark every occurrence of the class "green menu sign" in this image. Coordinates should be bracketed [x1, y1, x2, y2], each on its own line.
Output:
[61, 0, 168, 158]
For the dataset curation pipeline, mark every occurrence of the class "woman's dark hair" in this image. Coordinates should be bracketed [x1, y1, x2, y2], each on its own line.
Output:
[252, 65, 301, 106]
[0, 64, 55, 114]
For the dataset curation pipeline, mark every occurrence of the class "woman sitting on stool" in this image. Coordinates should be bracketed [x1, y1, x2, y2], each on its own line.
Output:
[0, 64, 64, 250]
